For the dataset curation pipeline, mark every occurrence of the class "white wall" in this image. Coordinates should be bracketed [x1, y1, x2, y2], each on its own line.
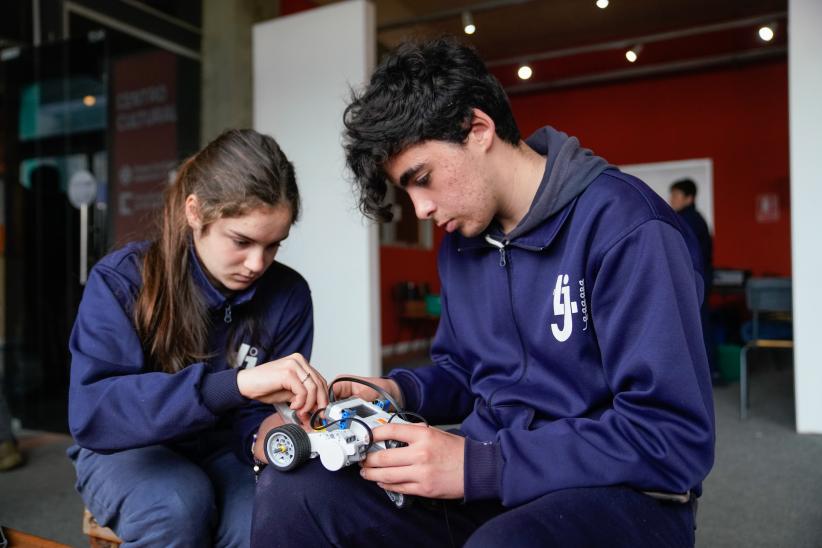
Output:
[253, 1, 379, 380]
[620, 158, 714, 231]
[790, 0, 822, 433]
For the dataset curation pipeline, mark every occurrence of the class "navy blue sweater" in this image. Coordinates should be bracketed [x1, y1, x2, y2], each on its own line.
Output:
[390, 161, 715, 507]
[68, 242, 313, 463]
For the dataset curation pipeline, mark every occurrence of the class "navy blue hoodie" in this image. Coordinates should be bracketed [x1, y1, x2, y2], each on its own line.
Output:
[389, 127, 715, 507]
[67, 241, 313, 463]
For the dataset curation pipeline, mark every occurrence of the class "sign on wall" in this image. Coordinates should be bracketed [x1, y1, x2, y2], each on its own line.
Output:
[620, 158, 714, 232]
[755, 193, 781, 223]
[111, 50, 178, 244]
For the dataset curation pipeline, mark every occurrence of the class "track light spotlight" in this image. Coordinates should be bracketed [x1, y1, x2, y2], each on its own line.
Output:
[462, 11, 476, 35]
[625, 44, 643, 63]
[758, 24, 775, 42]
[517, 65, 533, 80]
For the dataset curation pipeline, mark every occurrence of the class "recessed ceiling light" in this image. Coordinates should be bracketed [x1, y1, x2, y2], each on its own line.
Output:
[596, 0, 609, 8]
[517, 65, 533, 80]
[758, 25, 775, 42]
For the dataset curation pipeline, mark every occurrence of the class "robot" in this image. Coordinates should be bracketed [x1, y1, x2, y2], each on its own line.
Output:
[266, 391, 416, 508]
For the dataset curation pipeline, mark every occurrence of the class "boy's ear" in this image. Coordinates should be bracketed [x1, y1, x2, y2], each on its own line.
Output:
[184, 194, 202, 230]
[468, 108, 496, 152]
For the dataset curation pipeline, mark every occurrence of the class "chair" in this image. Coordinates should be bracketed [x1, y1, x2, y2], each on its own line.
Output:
[83, 509, 123, 547]
[739, 277, 793, 419]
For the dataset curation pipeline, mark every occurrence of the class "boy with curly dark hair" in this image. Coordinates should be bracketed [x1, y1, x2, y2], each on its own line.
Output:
[252, 37, 714, 548]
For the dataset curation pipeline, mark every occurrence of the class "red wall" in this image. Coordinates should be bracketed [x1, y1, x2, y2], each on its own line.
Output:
[380, 231, 445, 346]
[380, 60, 790, 345]
[510, 60, 791, 278]
[280, 0, 317, 16]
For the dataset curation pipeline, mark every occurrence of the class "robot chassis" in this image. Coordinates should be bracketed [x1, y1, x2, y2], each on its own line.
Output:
[267, 398, 412, 507]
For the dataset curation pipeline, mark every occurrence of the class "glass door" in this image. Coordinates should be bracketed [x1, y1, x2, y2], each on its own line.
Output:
[0, 19, 200, 432]
[1, 36, 107, 432]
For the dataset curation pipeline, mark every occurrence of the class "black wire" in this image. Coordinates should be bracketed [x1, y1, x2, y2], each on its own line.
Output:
[309, 407, 327, 430]
[322, 377, 434, 455]
[349, 417, 374, 452]
[388, 410, 428, 426]
[328, 376, 403, 413]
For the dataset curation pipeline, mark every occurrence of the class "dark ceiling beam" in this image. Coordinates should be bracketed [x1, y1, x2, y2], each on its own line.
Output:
[378, 0, 534, 32]
[117, 0, 201, 34]
[63, 0, 201, 60]
[503, 45, 787, 95]
[487, 11, 787, 68]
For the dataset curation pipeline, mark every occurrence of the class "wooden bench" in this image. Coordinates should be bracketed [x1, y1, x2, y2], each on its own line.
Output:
[82, 509, 123, 548]
[1, 527, 71, 547]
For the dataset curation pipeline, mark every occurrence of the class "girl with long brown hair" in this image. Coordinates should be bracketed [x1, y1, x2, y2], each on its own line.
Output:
[67, 129, 325, 547]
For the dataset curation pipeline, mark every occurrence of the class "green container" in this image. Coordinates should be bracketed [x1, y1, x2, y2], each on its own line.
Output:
[717, 344, 742, 382]
[424, 294, 441, 316]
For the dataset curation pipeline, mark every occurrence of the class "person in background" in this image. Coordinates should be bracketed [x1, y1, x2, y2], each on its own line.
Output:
[251, 38, 714, 548]
[670, 178, 718, 383]
[0, 389, 23, 471]
[67, 129, 328, 547]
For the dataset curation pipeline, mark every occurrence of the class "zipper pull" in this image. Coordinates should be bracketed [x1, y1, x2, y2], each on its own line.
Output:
[484, 234, 507, 268]
[224, 303, 232, 324]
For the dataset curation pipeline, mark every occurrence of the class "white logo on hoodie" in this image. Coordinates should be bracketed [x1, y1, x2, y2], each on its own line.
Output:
[551, 274, 578, 342]
[235, 343, 259, 369]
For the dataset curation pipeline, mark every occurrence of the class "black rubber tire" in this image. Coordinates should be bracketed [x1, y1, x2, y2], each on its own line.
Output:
[264, 423, 311, 472]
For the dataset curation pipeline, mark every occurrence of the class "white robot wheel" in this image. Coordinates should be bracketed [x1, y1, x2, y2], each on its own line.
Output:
[264, 423, 311, 472]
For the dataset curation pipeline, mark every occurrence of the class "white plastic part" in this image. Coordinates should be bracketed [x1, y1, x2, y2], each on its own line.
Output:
[317, 441, 347, 471]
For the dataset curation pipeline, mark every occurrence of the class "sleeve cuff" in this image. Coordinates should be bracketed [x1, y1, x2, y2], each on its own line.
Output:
[464, 438, 502, 502]
[386, 369, 421, 412]
[201, 369, 248, 414]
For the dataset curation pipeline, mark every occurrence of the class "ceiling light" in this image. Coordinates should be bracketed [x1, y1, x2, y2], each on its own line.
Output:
[596, 0, 609, 8]
[517, 65, 533, 80]
[462, 11, 476, 35]
[625, 44, 643, 63]
[758, 25, 775, 42]
[83, 95, 96, 107]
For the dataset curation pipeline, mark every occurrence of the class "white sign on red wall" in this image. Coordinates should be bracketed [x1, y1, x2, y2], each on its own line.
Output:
[111, 50, 178, 244]
[755, 193, 781, 223]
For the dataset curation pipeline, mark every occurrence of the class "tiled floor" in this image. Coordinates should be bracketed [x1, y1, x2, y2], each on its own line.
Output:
[2, 356, 821, 547]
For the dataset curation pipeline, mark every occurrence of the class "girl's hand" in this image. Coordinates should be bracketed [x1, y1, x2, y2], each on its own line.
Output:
[237, 353, 329, 418]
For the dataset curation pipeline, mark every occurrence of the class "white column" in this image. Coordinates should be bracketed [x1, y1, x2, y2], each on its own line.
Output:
[790, 0, 822, 433]
[253, 1, 379, 380]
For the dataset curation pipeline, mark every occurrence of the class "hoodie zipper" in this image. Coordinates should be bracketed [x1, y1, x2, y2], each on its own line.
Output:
[224, 303, 232, 324]
[484, 234, 508, 267]
[483, 235, 530, 411]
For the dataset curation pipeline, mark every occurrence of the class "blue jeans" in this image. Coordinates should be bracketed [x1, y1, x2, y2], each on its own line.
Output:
[68, 444, 254, 548]
[251, 459, 695, 547]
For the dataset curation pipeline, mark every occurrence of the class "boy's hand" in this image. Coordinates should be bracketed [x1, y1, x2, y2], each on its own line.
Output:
[331, 375, 404, 408]
[359, 423, 465, 500]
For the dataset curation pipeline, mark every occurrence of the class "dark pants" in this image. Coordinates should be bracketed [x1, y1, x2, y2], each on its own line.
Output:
[68, 444, 254, 547]
[251, 459, 695, 548]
